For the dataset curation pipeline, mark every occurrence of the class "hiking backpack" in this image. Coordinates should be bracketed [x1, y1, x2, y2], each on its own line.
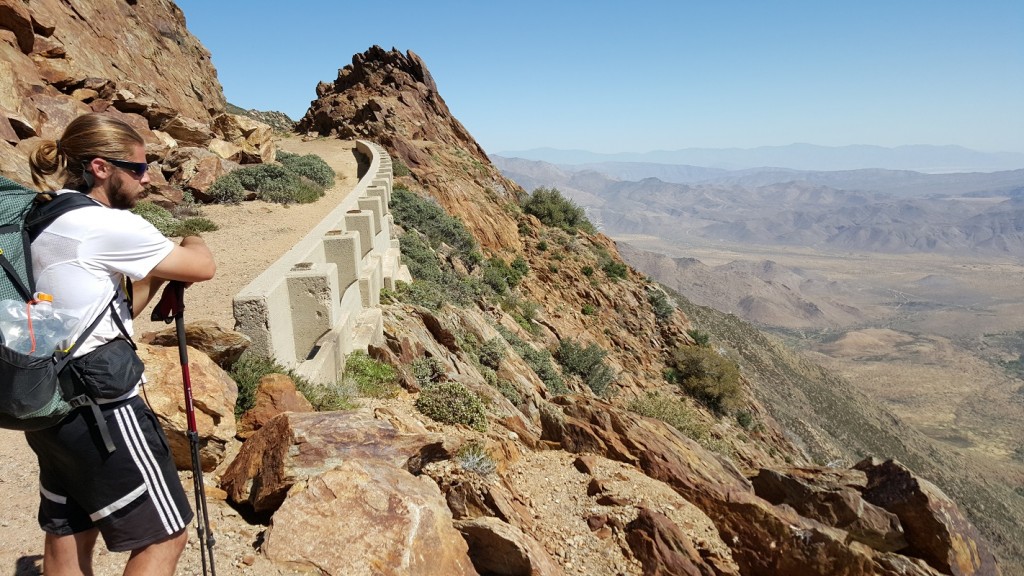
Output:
[0, 175, 114, 431]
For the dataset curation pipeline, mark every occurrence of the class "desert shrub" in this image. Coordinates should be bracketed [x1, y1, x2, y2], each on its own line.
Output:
[228, 352, 355, 415]
[522, 187, 595, 234]
[555, 339, 615, 396]
[648, 287, 674, 321]
[412, 356, 445, 387]
[736, 410, 755, 429]
[230, 163, 324, 204]
[581, 265, 594, 277]
[456, 441, 496, 475]
[399, 232, 443, 282]
[582, 304, 597, 316]
[497, 325, 566, 394]
[131, 202, 180, 236]
[478, 338, 505, 370]
[171, 190, 203, 218]
[174, 217, 218, 236]
[415, 381, 487, 431]
[482, 256, 527, 294]
[206, 172, 246, 203]
[495, 378, 523, 406]
[343, 351, 399, 398]
[628, 392, 710, 441]
[687, 328, 711, 347]
[393, 158, 411, 177]
[276, 151, 335, 188]
[537, 240, 548, 251]
[666, 345, 742, 414]
[391, 187, 476, 258]
[601, 259, 628, 280]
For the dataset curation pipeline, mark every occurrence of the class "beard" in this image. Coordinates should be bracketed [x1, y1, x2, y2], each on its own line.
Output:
[106, 175, 140, 210]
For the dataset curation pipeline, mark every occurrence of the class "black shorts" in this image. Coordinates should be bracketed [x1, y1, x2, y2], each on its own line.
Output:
[24, 396, 194, 552]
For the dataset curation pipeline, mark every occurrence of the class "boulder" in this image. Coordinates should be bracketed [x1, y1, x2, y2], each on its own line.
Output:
[161, 114, 213, 147]
[455, 516, 564, 576]
[210, 113, 275, 163]
[854, 458, 1001, 576]
[751, 467, 907, 552]
[236, 374, 314, 439]
[140, 319, 250, 369]
[136, 342, 238, 472]
[0, 0, 33, 53]
[262, 462, 478, 575]
[221, 410, 449, 513]
[626, 508, 738, 576]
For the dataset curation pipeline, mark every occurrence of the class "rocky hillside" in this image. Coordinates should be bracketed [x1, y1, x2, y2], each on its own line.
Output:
[1, 6, 1011, 573]
[294, 45, 1008, 574]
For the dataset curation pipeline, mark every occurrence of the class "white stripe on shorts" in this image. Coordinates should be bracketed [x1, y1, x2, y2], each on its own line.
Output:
[89, 483, 147, 522]
[40, 485, 67, 504]
[113, 405, 185, 535]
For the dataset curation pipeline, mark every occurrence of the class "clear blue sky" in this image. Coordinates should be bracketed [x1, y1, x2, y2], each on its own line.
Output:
[174, 1, 1024, 155]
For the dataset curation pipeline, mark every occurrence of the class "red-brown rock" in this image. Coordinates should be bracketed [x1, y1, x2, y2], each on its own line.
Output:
[236, 374, 314, 439]
[221, 410, 448, 513]
[455, 516, 564, 576]
[0, 0, 33, 53]
[855, 458, 1001, 576]
[626, 507, 737, 576]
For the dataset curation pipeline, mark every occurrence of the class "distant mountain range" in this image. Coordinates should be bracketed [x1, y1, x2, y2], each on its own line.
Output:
[494, 156, 1024, 258]
[493, 144, 1024, 173]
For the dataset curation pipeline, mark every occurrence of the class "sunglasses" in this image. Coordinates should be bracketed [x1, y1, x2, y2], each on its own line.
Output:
[102, 158, 149, 178]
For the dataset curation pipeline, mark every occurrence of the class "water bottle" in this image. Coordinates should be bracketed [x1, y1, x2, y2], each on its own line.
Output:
[0, 293, 77, 356]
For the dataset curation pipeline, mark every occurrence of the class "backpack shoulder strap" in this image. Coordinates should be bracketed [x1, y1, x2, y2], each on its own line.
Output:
[25, 192, 100, 242]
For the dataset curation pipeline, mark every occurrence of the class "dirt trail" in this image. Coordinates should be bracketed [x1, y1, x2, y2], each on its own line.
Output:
[0, 135, 360, 575]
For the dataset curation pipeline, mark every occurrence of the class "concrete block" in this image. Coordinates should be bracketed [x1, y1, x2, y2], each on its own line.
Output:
[367, 185, 390, 214]
[323, 230, 361, 292]
[351, 308, 384, 352]
[233, 280, 294, 362]
[357, 195, 384, 233]
[344, 210, 376, 258]
[286, 262, 339, 363]
[358, 254, 383, 308]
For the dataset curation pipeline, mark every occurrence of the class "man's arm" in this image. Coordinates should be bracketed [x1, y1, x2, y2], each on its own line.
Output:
[132, 236, 215, 317]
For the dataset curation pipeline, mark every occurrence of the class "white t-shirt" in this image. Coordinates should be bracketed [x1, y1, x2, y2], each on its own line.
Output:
[31, 191, 174, 363]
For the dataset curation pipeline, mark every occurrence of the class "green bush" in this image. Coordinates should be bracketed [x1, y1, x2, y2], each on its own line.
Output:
[648, 287, 674, 321]
[497, 325, 566, 394]
[456, 441, 496, 475]
[415, 381, 487, 431]
[132, 202, 218, 237]
[522, 187, 595, 234]
[555, 339, 615, 396]
[343, 351, 399, 398]
[391, 187, 477, 259]
[412, 356, 445, 387]
[582, 304, 597, 316]
[131, 202, 181, 236]
[206, 173, 246, 204]
[228, 352, 356, 415]
[210, 162, 326, 205]
[393, 158, 411, 177]
[687, 328, 711, 347]
[667, 345, 742, 414]
[581, 265, 594, 277]
[601, 259, 628, 280]
[628, 392, 710, 441]
[277, 151, 335, 188]
[479, 338, 505, 370]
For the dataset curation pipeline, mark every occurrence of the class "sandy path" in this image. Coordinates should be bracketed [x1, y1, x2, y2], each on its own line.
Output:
[0, 136, 361, 575]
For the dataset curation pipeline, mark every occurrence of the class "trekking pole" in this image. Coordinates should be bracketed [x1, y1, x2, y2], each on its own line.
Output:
[152, 280, 216, 576]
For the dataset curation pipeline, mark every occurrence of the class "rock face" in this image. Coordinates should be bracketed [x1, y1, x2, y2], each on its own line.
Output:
[455, 516, 564, 576]
[139, 319, 251, 369]
[854, 458, 1002, 576]
[262, 461, 478, 576]
[296, 46, 524, 253]
[221, 410, 449, 513]
[626, 507, 737, 576]
[136, 343, 238, 471]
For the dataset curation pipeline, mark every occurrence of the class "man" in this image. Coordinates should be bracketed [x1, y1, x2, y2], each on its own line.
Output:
[26, 112, 215, 575]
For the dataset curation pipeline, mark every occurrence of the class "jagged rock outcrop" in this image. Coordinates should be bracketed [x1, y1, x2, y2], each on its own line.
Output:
[455, 516, 565, 576]
[137, 342, 238, 471]
[221, 410, 451, 514]
[236, 373, 314, 439]
[262, 461, 479, 576]
[539, 395, 973, 575]
[297, 46, 523, 252]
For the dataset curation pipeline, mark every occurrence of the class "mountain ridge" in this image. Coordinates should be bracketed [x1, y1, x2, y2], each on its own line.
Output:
[496, 144, 1024, 173]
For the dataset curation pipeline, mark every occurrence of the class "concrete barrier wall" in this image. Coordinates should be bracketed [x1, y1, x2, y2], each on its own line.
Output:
[232, 140, 410, 384]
